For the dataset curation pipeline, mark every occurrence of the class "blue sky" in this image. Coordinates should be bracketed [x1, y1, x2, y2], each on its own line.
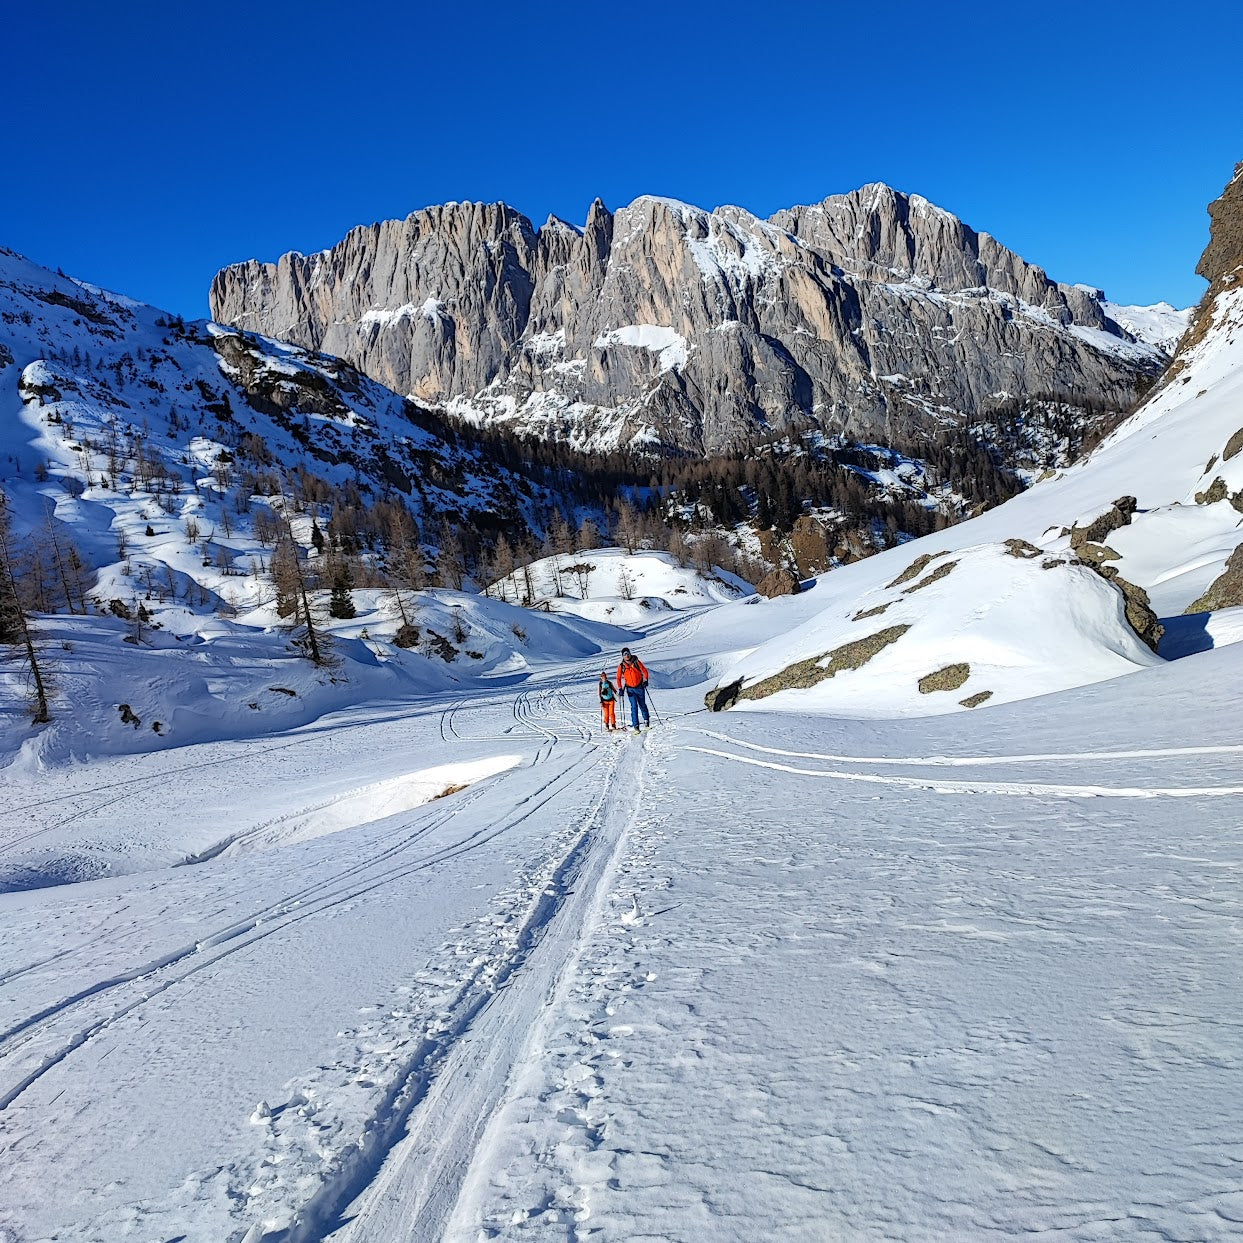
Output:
[2, 0, 1238, 318]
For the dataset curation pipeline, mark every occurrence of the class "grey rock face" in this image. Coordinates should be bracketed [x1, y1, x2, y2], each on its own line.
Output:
[211, 185, 1168, 456]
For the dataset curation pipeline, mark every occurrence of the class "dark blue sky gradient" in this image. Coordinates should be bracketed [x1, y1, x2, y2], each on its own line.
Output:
[3, 0, 1238, 318]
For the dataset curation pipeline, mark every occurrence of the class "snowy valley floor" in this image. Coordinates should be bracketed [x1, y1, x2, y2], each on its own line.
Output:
[2, 615, 1242, 1242]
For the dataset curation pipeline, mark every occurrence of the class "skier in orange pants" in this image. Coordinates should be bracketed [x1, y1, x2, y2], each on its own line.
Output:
[598, 670, 618, 731]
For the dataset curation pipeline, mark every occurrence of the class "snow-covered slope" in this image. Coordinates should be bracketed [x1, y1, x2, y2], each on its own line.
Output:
[0, 248, 534, 524]
[705, 272, 1243, 715]
[1099, 297, 1192, 353]
[0, 249, 621, 759]
[715, 541, 1161, 717]
[4, 564, 1242, 1242]
[489, 546, 750, 627]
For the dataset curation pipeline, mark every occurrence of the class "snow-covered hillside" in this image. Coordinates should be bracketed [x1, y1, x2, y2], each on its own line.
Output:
[1099, 296, 1192, 354]
[0, 248, 534, 527]
[4, 552, 1242, 1241]
[0, 249, 632, 758]
[712, 541, 1161, 717]
[706, 278, 1243, 715]
[489, 546, 750, 626]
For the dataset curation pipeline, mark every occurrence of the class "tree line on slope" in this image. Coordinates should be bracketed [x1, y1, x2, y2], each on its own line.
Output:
[0, 351, 1123, 705]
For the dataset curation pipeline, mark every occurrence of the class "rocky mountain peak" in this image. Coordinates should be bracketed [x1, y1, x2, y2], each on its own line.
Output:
[211, 186, 1171, 456]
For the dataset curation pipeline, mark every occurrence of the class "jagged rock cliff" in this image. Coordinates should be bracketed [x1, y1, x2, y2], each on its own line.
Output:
[1197, 162, 1243, 290]
[211, 185, 1172, 456]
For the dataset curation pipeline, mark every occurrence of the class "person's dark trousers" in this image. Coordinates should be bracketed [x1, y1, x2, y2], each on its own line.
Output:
[628, 686, 650, 729]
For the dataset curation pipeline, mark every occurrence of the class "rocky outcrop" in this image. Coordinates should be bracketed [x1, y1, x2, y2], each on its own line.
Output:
[1069, 496, 1137, 549]
[736, 625, 912, 703]
[211, 186, 1169, 457]
[959, 690, 993, 708]
[1185, 543, 1243, 614]
[1092, 566, 1164, 652]
[756, 567, 800, 598]
[1197, 163, 1243, 289]
[1164, 164, 1243, 387]
[918, 663, 971, 694]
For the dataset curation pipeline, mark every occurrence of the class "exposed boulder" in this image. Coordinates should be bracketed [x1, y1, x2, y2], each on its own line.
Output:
[1194, 477, 1229, 505]
[756, 567, 800, 598]
[918, 663, 971, 694]
[1093, 566, 1164, 652]
[887, 550, 948, 588]
[853, 602, 890, 621]
[1074, 542, 1121, 565]
[705, 679, 743, 712]
[1003, 538, 1042, 559]
[959, 690, 994, 708]
[903, 559, 958, 593]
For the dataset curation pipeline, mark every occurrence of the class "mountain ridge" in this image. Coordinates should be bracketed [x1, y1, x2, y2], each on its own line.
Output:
[211, 183, 1177, 457]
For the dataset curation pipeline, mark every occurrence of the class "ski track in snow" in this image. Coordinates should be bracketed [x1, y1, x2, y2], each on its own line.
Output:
[332, 724, 647, 1243]
[682, 745, 1243, 799]
[2, 645, 1243, 1240]
[689, 727, 1243, 768]
[452, 709, 1243, 1242]
[0, 680, 632, 1241]
[0, 744, 599, 1115]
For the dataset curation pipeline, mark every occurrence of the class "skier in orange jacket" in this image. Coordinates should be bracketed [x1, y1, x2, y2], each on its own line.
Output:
[616, 647, 650, 731]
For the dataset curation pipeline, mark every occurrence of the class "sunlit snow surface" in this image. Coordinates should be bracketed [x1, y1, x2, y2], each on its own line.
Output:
[2, 620, 1242, 1241]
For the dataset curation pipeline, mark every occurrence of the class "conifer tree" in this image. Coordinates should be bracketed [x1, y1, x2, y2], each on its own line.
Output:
[576, 518, 600, 551]
[271, 518, 326, 665]
[329, 565, 357, 619]
[0, 497, 51, 723]
[436, 520, 466, 590]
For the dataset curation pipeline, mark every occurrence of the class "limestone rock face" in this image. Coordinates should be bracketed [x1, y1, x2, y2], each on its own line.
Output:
[211, 186, 1169, 456]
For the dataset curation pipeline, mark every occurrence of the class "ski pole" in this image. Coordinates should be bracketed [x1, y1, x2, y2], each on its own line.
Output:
[645, 687, 662, 724]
